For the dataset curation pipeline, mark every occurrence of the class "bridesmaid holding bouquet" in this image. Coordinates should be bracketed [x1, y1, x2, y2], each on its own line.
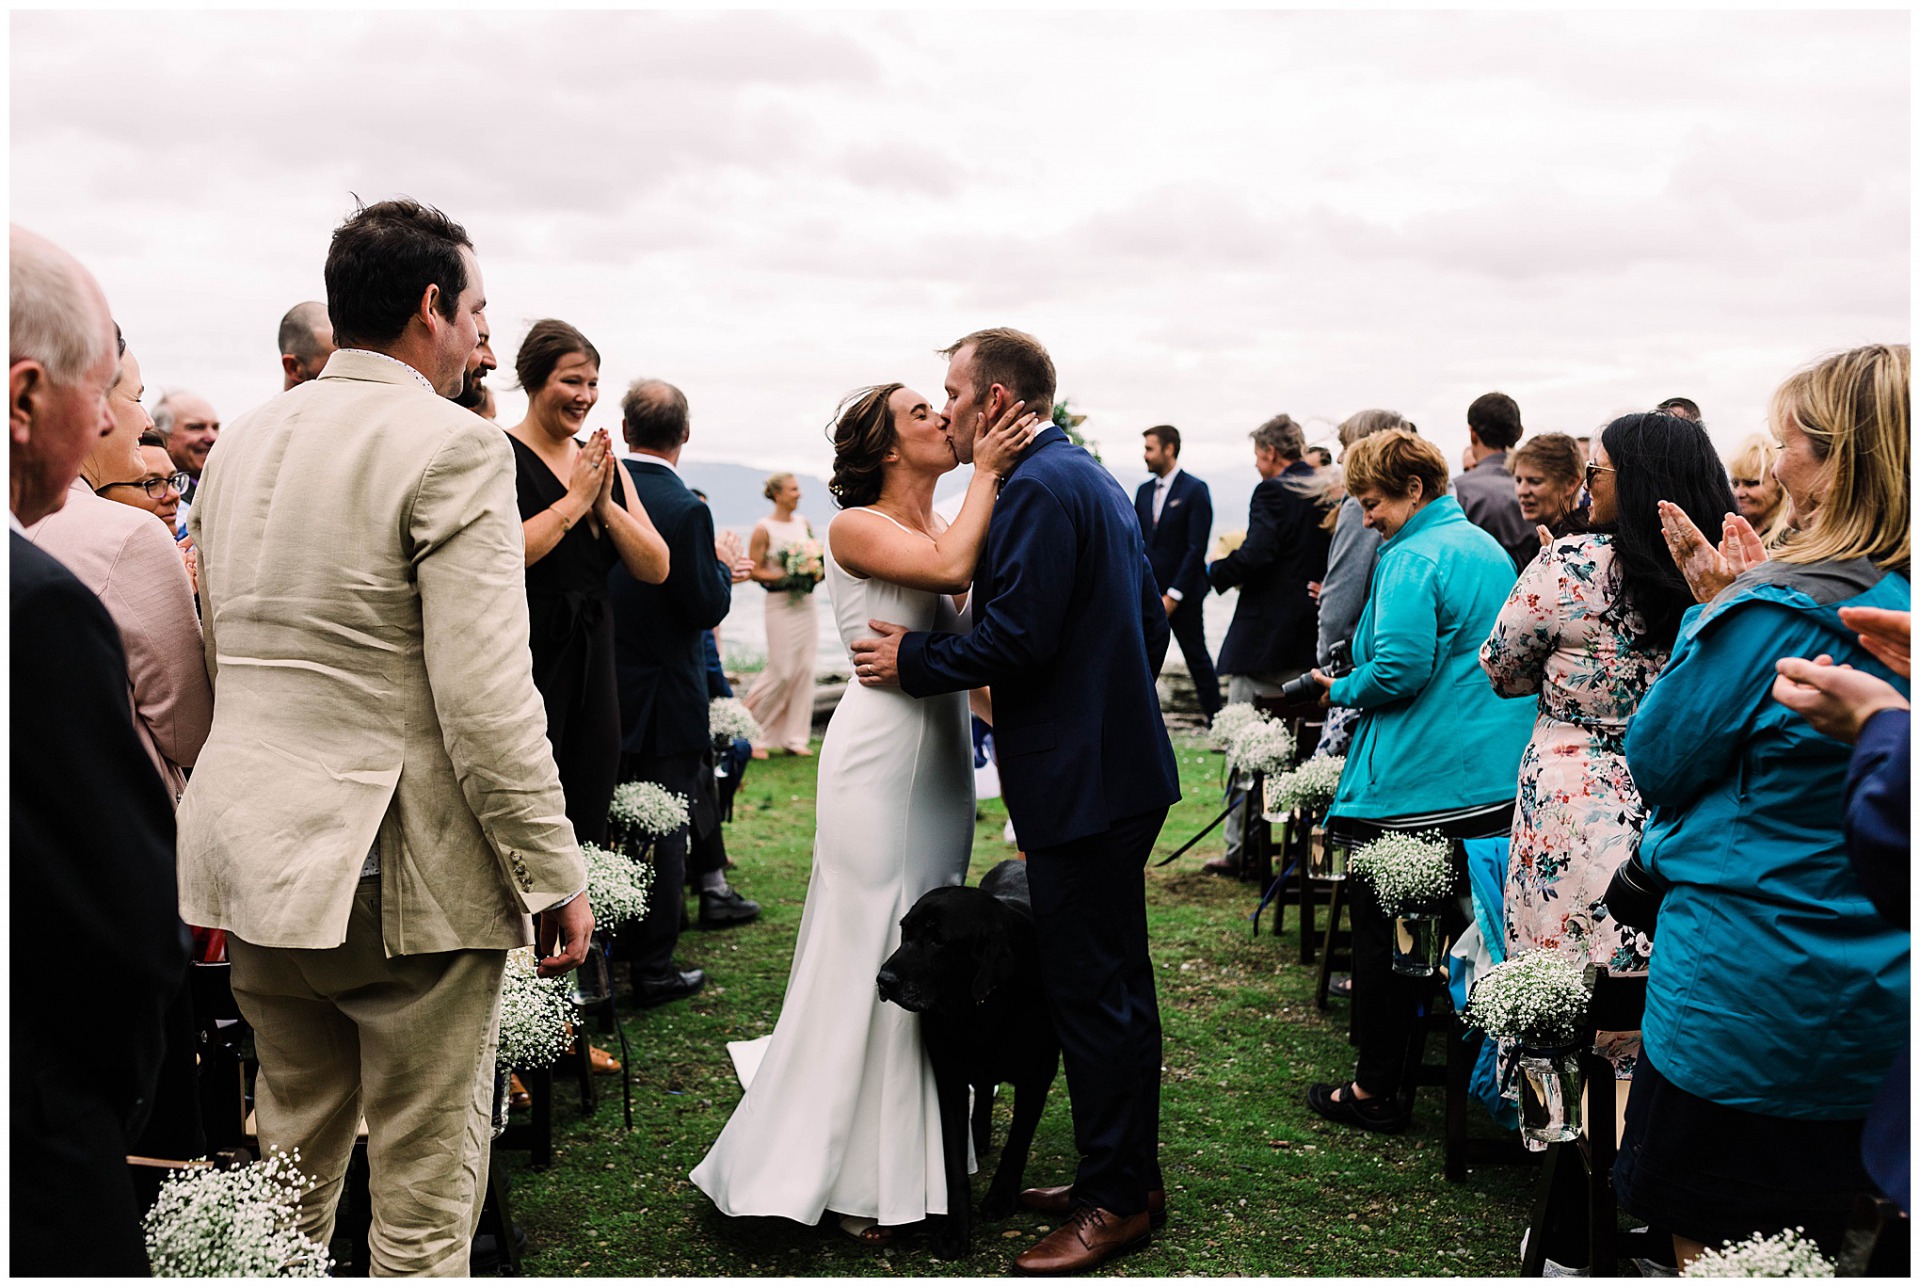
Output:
[743, 472, 823, 756]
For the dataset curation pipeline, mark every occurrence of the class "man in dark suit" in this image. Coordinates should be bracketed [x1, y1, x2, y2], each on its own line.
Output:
[11, 224, 190, 1274]
[1454, 390, 1534, 571]
[1135, 425, 1220, 720]
[853, 328, 1180, 1275]
[1207, 413, 1332, 876]
[609, 379, 759, 1009]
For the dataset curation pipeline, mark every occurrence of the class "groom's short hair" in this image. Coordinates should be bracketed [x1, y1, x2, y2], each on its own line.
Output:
[940, 327, 1055, 411]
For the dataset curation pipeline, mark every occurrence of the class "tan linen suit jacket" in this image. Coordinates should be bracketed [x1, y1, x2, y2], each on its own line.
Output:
[178, 350, 585, 953]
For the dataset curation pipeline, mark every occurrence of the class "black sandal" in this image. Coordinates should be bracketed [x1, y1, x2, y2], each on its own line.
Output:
[1306, 1081, 1410, 1133]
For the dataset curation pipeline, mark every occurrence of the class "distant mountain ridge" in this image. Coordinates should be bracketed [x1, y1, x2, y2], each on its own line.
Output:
[673, 460, 835, 538]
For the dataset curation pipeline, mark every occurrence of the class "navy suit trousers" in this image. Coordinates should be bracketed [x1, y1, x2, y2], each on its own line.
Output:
[1024, 806, 1169, 1216]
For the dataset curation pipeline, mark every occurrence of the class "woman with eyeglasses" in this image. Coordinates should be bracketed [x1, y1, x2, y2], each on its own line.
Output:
[99, 430, 196, 584]
[22, 333, 212, 803]
[1617, 345, 1910, 1266]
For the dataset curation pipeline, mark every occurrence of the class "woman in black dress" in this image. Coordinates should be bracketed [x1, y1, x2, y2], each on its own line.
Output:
[504, 318, 669, 846]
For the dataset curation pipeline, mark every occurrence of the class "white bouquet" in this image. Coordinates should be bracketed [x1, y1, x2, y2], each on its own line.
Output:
[1347, 829, 1454, 915]
[1461, 950, 1593, 1049]
[1209, 702, 1265, 750]
[1267, 755, 1346, 815]
[144, 1150, 332, 1278]
[1681, 1228, 1835, 1278]
[610, 780, 691, 839]
[581, 842, 651, 928]
[1227, 718, 1297, 778]
[709, 696, 762, 746]
[495, 947, 577, 1074]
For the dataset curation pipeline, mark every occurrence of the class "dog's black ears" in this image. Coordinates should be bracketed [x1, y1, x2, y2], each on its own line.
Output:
[970, 928, 1016, 1004]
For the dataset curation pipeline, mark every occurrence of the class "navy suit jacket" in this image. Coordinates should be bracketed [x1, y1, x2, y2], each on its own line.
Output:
[609, 459, 734, 759]
[1134, 469, 1213, 605]
[898, 426, 1181, 849]
[1207, 461, 1331, 676]
[11, 532, 188, 1143]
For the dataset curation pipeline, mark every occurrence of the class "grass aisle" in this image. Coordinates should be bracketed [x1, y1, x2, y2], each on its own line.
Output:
[499, 733, 1533, 1276]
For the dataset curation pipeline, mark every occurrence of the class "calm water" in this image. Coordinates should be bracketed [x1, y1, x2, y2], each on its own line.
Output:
[717, 580, 1239, 678]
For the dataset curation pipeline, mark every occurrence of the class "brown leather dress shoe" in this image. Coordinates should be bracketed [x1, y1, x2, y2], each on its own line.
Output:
[1021, 1185, 1166, 1228]
[1013, 1205, 1151, 1275]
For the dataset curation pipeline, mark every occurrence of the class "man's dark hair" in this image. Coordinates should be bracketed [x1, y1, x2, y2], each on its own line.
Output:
[1656, 396, 1702, 422]
[622, 378, 690, 452]
[939, 327, 1055, 411]
[138, 429, 166, 449]
[1143, 424, 1181, 456]
[1305, 446, 1334, 468]
[1466, 391, 1524, 450]
[323, 199, 471, 349]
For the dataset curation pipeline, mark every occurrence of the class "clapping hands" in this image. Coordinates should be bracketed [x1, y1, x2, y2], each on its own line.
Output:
[1658, 503, 1768, 603]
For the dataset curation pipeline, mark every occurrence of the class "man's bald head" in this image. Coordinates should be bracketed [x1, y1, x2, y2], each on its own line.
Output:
[621, 378, 690, 456]
[279, 300, 336, 389]
[10, 225, 118, 523]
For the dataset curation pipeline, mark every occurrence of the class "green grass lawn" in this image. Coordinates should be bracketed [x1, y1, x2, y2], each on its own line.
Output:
[497, 733, 1535, 1276]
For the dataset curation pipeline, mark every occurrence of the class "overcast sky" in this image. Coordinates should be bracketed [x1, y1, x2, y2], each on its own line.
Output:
[12, 7, 1909, 505]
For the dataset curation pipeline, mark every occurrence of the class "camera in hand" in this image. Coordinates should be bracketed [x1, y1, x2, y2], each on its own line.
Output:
[1278, 640, 1353, 704]
[1604, 852, 1670, 937]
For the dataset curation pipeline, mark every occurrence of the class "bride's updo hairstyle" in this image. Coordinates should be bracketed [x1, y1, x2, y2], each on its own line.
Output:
[826, 383, 904, 509]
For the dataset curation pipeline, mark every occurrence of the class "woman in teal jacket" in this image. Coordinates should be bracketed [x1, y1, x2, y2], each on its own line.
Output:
[1616, 343, 1911, 1265]
[1307, 429, 1534, 1132]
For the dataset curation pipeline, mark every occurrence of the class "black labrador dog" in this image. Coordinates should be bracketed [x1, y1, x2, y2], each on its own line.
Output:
[876, 859, 1060, 1259]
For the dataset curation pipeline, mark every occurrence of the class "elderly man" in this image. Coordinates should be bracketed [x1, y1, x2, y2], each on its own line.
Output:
[153, 387, 220, 536]
[178, 199, 593, 1274]
[278, 300, 336, 389]
[10, 225, 189, 1275]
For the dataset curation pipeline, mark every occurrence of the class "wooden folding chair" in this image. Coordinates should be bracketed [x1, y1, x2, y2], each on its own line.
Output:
[1518, 967, 1648, 1275]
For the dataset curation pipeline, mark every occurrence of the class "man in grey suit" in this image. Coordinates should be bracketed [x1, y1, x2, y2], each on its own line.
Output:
[179, 200, 592, 1274]
[1453, 390, 1533, 572]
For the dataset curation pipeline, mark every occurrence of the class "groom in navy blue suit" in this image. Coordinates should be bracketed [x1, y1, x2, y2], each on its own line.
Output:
[851, 328, 1180, 1274]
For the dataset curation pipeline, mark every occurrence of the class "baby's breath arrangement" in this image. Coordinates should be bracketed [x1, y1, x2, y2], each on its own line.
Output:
[709, 697, 762, 746]
[143, 1149, 332, 1277]
[1209, 702, 1265, 750]
[1462, 950, 1592, 1048]
[581, 842, 652, 928]
[609, 780, 691, 840]
[1681, 1228, 1835, 1278]
[1227, 719, 1297, 778]
[1347, 829, 1454, 915]
[1267, 755, 1346, 815]
[495, 947, 577, 1074]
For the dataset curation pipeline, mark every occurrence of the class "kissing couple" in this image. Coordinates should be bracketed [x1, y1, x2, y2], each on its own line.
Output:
[689, 327, 1183, 1274]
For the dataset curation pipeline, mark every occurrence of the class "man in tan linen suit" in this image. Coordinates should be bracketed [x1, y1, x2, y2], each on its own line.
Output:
[178, 199, 593, 1275]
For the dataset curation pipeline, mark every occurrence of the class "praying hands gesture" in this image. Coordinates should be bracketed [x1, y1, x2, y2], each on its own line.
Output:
[1659, 502, 1769, 603]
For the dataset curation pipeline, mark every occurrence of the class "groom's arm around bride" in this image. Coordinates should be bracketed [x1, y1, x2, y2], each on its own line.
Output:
[852, 328, 1180, 1273]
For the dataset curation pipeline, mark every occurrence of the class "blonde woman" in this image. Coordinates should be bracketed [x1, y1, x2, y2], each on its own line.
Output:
[1724, 432, 1793, 548]
[744, 472, 822, 756]
[1624, 344, 1910, 1265]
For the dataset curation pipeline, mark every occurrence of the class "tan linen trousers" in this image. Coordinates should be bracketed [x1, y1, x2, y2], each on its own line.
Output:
[230, 879, 506, 1276]
[744, 588, 818, 753]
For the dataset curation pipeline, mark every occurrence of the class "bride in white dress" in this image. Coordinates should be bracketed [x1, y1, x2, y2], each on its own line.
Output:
[690, 383, 1039, 1242]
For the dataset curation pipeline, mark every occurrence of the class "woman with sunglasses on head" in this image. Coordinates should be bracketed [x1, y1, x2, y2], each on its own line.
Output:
[1480, 414, 1733, 1272]
[1619, 345, 1910, 1267]
[23, 333, 212, 802]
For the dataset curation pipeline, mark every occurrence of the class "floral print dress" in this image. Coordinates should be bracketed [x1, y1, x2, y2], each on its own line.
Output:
[1479, 534, 1661, 1075]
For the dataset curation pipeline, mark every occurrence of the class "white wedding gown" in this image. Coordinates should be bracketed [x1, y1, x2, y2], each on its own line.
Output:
[690, 509, 976, 1226]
